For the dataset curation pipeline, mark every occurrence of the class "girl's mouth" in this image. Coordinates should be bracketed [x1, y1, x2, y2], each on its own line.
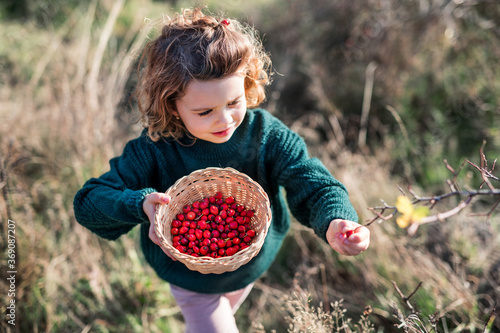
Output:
[212, 127, 232, 137]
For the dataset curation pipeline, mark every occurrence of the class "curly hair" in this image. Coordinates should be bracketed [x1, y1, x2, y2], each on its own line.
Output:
[134, 8, 272, 142]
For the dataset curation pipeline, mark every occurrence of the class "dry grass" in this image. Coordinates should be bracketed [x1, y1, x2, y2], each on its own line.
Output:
[1, 1, 499, 332]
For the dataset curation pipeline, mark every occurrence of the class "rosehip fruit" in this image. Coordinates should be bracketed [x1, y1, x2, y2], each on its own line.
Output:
[210, 243, 218, 252]
[210, 205, 219, 215]
[200, 246, 209, 256]
[195, 229, 203, 240]
[226, 247, 237, 256]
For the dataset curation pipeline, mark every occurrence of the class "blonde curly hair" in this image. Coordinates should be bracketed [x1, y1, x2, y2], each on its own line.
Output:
[134, 8, 272, 142]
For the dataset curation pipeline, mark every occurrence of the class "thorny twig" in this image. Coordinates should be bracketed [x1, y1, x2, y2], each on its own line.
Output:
[392, 281, 422, 314]
[365, 144, 499, 229]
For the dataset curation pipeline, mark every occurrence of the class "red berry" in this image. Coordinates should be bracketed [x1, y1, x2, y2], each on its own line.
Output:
[171, 228, 179, 235]
[200, 246, 209, 256]
[232, 237, 240, 245]
[218, 248, 226, 256]
[246, 229, 256, 238]
[195, 229, 203, 240]
[243, 236, 252, 243]
[199, 200, 209, 209]
[217, 239, 226, 248]
[210, 205, 219, 215]
[226, 247, 237, 256]
[215, 192, 223, 199]
[226, 196, 235, 204]
[172, 220, 182, 228]
[203, 230, 211, 239]
[229, 222, 238, 230]
[179, 226, 189, 234]
[177, 214, 185, 221]
[345, 230, 356, 238]
[247, 210, 254, 218]
[210, 243, 218, 252]
[227, 209, 235, 217]
[197, 220, 207, 229]
[186, 211, 196, 220]
[192, 201, 200, 209]
[182, 205, 191, 213]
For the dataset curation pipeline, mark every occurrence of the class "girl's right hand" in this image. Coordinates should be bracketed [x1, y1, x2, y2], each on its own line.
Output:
[143, 192, 177, 261]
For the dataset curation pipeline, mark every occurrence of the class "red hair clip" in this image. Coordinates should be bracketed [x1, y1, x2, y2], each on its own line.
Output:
[221, 19, 230, 26]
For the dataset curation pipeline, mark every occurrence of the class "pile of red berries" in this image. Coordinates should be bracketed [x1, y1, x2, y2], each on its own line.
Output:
[170, 192, 257, 258]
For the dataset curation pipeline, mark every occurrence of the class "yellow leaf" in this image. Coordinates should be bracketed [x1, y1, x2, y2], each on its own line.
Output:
[396, 216, 411, 228]
[412, 206, 430, 222]
[395, 196, 413, 216]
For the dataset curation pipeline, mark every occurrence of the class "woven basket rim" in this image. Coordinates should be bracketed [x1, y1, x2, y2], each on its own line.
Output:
[153, 167, 272, 274]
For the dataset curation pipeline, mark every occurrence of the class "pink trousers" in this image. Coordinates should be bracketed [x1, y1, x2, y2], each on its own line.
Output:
[169, 283, 254, 333]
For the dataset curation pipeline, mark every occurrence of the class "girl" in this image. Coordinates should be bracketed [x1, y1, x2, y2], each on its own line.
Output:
[73, 8, 370, 333]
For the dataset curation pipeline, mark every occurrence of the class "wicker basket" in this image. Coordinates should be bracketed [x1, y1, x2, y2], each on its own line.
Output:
[154, 167, 272, 274]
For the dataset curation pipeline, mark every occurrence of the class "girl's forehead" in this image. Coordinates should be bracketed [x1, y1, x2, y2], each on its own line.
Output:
[180, 73, 246, 107]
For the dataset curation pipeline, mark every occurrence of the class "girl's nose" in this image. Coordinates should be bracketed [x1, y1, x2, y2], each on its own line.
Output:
[218, 108, 233, 124]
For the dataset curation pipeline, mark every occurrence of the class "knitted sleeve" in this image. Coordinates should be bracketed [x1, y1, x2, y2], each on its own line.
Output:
[263, 120, 358, 242]
[73, 138, 158, 240]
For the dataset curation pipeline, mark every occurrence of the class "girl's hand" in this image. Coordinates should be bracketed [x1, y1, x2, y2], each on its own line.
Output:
[143, 192, 177, 261]
[326, 219, 370, 256]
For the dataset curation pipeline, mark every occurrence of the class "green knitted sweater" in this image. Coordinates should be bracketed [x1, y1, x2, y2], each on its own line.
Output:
[73, 108, 358, 293]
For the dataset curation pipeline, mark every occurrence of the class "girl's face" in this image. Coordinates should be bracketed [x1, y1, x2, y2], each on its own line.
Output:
[175, 72, 247, 144]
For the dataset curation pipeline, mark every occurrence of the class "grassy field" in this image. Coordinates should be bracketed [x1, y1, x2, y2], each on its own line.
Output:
[1, 0, 499, 332]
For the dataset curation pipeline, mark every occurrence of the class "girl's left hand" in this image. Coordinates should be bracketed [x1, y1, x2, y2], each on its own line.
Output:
[326, 219, 370, 256]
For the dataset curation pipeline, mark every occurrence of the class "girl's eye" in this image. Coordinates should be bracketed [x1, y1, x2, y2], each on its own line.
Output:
[228, 99, 240, 107]
[197, 109, 213, 117]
